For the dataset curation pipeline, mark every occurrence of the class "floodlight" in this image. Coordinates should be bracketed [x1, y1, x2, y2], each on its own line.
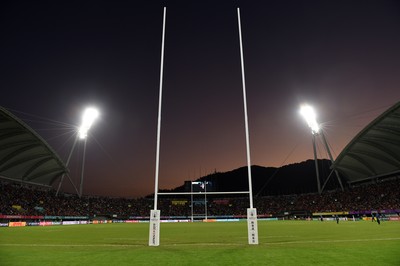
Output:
[300, 105, 320, 134]
[79, 107, 99, 139]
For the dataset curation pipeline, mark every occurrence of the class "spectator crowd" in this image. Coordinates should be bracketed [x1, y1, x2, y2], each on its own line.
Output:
[1, 178, 399, 219]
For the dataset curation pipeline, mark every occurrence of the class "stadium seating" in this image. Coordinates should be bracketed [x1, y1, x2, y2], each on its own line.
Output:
[1, 179, 399, 220]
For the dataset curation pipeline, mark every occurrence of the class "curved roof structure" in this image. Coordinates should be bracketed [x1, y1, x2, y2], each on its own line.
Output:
[333, 101, 400, 184]
[0, 106, 68, 186]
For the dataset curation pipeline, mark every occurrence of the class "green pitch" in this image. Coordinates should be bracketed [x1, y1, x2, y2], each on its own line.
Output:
[0, 220, 399, 265]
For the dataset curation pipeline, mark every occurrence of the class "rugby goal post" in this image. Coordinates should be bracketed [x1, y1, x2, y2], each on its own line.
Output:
[149, 7, 258, 246]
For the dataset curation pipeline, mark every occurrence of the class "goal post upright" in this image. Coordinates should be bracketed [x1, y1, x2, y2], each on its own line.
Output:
[237, 7, 259, 245]
[149, 6, 166, 247]
[149, 6, 259, 246]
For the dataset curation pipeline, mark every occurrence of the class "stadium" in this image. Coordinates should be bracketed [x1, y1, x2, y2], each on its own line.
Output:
[1, 3, 400, 265]
[1, 101, 399, 265]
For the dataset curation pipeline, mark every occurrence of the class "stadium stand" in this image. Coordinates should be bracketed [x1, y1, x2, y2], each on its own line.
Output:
[1, 103, 400, 223]
[332, 101, 400, 184]
[0, 106, 68, 186]
[1, 178, 399, 221]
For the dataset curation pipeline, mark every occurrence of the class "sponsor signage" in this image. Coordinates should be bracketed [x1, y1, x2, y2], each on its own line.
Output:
[149, 210, 160, 246]
[39, 221, 53, 226]
[44, 216, 89, 220]
[247, 208, 259, 245]
[63, 221, 80, 225]
[0, 215, 43, 219]
[349, 209, 400, 215]
[171, 200, 187, 205]
[126, 220, 140, 223]
[313, 211, 349, 216]
[9, 222, 26, 227]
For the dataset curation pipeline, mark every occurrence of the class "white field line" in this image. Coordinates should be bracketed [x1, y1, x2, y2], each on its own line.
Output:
[174, 237, 400, 246]
[103, 238, 143, 241]
[266, 237, 400, 245]
[0, 243, 143, 247]
[0, 237, 399, 248]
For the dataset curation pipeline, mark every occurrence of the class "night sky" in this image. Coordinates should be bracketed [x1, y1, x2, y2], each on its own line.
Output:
[1, 1, 400, 198]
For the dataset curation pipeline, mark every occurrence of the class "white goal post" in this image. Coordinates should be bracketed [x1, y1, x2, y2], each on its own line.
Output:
[149, 6, 259, 246]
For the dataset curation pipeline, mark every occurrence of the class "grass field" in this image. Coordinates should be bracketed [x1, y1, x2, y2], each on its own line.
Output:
[0, 220, 399, 265]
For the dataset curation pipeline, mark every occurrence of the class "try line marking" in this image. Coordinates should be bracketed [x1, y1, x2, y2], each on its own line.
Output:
[0, 237, 399, 247]
[266, 237, 400, 246]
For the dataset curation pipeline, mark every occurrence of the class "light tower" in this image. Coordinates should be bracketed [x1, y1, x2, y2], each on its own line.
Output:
[300, 105, 344, 194]
[78, 107, 99, 197]
[56, 107, 99, 197]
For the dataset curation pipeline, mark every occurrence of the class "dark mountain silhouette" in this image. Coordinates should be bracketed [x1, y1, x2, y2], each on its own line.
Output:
[158, 159, 344, 197]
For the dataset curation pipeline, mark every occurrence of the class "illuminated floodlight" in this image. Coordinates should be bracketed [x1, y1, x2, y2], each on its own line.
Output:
[300, 104, 320, 134]
[78, 107, 99, 139]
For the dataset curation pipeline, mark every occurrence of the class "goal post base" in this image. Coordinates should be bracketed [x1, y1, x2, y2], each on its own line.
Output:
[247, 208, 259, 245]
[149, 210, 160, 246]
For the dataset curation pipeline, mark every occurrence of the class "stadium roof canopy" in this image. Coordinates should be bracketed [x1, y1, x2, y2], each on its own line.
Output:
[0, 106, 68, 187]
[333, 101, 400, 184]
